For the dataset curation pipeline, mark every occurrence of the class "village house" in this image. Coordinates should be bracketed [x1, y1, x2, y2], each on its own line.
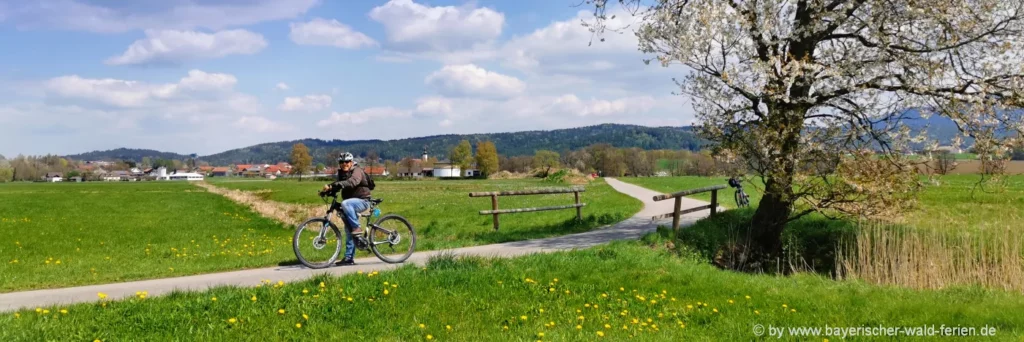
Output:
[43, 172, 63, 182]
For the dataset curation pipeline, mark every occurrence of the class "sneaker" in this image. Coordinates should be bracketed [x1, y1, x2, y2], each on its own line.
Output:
[350, 228, 364, 235]
[337, 257, 355, 266]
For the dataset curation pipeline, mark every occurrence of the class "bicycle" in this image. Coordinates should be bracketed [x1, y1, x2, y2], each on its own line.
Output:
[728, 177, 750, 208]
[292, 191, 416, 268]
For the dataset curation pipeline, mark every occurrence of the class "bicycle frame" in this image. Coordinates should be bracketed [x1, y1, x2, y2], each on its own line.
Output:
[316, 194, 394, 248]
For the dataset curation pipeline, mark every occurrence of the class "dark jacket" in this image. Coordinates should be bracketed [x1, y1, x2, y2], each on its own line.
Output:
[332, 166, 371, 199]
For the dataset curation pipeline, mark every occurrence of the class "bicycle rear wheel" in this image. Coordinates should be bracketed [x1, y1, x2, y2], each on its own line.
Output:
[368, 214, 416, 263]
[293, 218, 343, 269]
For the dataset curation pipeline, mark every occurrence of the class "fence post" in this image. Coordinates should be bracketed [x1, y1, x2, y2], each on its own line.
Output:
[710, 189, 718, 216]
[574, 190, 582, 221]
[672, 196, 682, 234]
[491, 194, 500, 231]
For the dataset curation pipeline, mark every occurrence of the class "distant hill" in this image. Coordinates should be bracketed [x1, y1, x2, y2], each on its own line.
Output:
[202, 124, 709, 165]
[66, 124, 710, 165]
[65, 148, 190, 162]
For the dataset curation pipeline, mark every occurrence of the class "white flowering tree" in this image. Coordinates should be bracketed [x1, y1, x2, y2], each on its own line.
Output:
[587, 0, 1024, 264]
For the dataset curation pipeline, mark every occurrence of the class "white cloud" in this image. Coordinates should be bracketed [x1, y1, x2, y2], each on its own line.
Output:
[276, 82, 290, 90]
[234, 116, 296, 133]
[279, 94, 332, 112]
[425, 64, 525, 99]
[289, 18, 377, 49]
[2, 0, 320, 33]
[317, 107, 411, 127]
[369, 0, 503, 58]
[106, 29, 267, 66]
[45, 70, 244, 108]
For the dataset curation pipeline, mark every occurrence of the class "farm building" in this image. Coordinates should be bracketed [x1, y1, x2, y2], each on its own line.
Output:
[168, 172, 204, 181]
[43, 172, 63, 182]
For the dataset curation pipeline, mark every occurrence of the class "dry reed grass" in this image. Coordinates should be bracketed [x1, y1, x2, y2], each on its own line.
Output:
[194, 182, 320, 226]
[836, 224, 1024, 292]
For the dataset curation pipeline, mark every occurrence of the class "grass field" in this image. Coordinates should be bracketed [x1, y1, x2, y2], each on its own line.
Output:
[617, 176, 763, 209]
[0, 182, 294, 292]
[208, 178, 642, 249]
[621, 174, 1024, 231]
[3, 239, 1021, 341]
[0, 178, 641, 292]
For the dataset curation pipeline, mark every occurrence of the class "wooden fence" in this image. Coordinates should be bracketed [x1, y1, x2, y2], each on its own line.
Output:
[469, 187, 586, 230]
[652, 185, 726, 234]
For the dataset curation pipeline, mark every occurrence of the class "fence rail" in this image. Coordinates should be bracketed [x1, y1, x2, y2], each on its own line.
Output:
[652, 184, 726, 234]
[469, 187, 586, 230]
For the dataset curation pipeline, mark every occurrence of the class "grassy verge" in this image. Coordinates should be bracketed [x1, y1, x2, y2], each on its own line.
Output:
[0, 182, 294, 292]
[208, 178, 643, 249]
[2, 240, 1021, 341]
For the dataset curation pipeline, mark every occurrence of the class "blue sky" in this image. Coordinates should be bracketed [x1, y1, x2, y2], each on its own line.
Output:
[0, 0, 692, 157]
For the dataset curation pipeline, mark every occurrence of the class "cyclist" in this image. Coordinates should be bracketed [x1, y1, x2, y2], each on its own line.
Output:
[320, 152, 372, 265]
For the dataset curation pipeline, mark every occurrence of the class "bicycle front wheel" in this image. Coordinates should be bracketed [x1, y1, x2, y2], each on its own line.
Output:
[293, 218, 342, 269]
[368, 214, 416, 263]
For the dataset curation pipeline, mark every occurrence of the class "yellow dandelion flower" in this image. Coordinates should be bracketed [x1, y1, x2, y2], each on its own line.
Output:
[278, 281, 285, 286]
[782, 304, 788, 308]
[296, 323, 302, 328]
[303, 314, 309, 320]
[576, 325, 582, 330]
[539, 308, 545, 313]
[211, 297, 217, 301]
[728, 300, 734, 304]
[791, 309, 796, 313]
[446, 325, 452, 330]
[42, 309, 50, 314]
[745, 295, 751, 300]
[537, 332, 545, 337]
[319, 282, 326, 288]
[97, 293, 107, 299]
[419, 323, 426, 329]
[250, 295, 257, 302]
[755, 310, 760, 315]
[686, 305, 693, 309]
[650, 300, 657, 304]
[602, 293, 608, 298]
[60, 309, 68, 314]
[384, 289, 390, 295]
[228, 318, 237, 324]
[503, 325, 509, 330]
[549, 288, 554, 292]
[278, 309, 286, 315]
[597, 331, 605, 337]
[713, 308, 718, 313]
[619, 287, 624, 291]
[521, 315, 528, 321]
[303, 289, 309, 294]
[426, 335, 433, 340]
[604, 324, 611, 329]
[564, 290, 570, 294]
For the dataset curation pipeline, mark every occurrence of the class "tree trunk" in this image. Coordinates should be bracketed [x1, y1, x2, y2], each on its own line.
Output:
[750, 177, 794, 256]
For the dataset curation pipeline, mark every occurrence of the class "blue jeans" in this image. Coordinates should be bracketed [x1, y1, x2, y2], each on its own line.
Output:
[340, 198, 370, 259]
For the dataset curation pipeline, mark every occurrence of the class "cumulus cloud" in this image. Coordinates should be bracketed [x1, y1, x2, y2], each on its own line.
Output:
[425, 64, 525, 99]
[289, 18, 377, 49]
[369, 0, 503, 61]
[279, 94, 332, 112]
[1, 0, 319, 33]
[276, 82, 290, 90]
[44, 70, 259, 114]
[317, 107, 411, 127]
[106, 29, 267, 65]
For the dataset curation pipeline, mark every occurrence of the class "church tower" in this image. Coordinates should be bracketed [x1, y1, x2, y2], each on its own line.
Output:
[422, 145, 428, 161]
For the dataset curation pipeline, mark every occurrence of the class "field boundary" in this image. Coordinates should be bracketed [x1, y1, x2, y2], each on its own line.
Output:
[0, 178, 714, 312]
[193, 181, 319, 226]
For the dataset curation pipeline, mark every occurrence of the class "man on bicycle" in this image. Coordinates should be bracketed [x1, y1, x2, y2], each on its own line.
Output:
[320, 152, 371, 265]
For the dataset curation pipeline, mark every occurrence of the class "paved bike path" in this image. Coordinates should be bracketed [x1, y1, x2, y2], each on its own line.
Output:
[0, 178, 716, 312]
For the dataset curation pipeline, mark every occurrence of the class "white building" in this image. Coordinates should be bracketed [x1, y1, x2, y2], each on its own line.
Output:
[432, 164, 461, 178]
[168, 172, 205, 181]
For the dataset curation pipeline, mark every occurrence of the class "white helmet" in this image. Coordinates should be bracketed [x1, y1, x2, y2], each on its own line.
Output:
[337, 152, 354, 163]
